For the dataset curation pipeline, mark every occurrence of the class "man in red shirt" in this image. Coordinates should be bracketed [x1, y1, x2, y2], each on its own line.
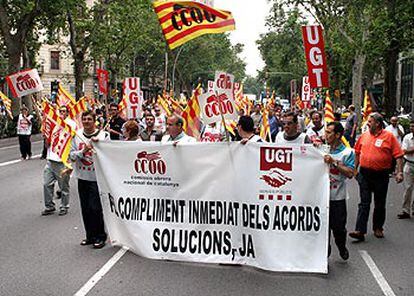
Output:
[349, 113, 404, 241]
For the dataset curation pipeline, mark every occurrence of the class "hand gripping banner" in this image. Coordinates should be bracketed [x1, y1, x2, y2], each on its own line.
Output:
[94, 142, 330, 273]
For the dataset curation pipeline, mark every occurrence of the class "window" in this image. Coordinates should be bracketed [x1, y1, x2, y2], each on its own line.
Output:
[50, 51, 60, 70]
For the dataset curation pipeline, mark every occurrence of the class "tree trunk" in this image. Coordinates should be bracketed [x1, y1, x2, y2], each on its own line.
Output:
[7, 45, 24, 113]
[383, 39, 400, 116]
[74, 57, 84, 100]
[352, 53, 366, 128]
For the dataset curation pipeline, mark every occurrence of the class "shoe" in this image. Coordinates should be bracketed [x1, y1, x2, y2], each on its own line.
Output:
[93, 240, 106, 249]
[27, 155, 32, 160]
[373, 229, 384, 238]
[339, 247, 349, 260]
[349, 231, 365, 241]
[58, 208, 68, 216]
[398, 212, 410, 219]
[20, 157, 26, 161]
[80, 239, 93, 246]
[41, 207, 56, 216]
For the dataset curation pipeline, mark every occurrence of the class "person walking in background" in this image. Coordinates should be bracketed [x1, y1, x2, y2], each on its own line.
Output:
[398, 120, 414, 219]
[385, 116, 404, 145]
[344, 105, 357, 147]
[17, 106, 33, 160]
[349, 113, 404, 241]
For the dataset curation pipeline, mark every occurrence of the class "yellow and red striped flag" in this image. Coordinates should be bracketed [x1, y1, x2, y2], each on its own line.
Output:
[153, 1, 236, 50]
[157, 95, 173, 117]
[182, 86, 202, 139]
[295, 94, 305, 110]
[260, 109, 270, 141]
[324, 90, 335, 123]
[56, 84, 76, 107]
[224, 120, 237, 136]
[68, 97, 88, 119]
[362, 90, 372, 124]
[0, 91, 13, 119]
[42, 101, 75, 167]
[324, 90, 350, 147]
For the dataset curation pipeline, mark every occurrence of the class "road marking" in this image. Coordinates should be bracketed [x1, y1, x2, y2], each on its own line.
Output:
[74, 247, 129, 296]
[359, 250, 396, 296]
[0, 140, 42, 151]
[0, 154, 41, 167]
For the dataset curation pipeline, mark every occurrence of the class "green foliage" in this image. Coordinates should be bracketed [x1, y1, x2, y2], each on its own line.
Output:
[257, 7, 307, 97]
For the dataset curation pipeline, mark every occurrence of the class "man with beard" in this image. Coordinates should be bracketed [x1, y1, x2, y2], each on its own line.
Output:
[349, 113, 403, 241]
[140, 113, 163, 141]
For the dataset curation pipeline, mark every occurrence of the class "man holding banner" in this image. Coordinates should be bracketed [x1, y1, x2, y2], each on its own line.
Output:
[323, 121, 355, 260]
[70, 111, 109, 249]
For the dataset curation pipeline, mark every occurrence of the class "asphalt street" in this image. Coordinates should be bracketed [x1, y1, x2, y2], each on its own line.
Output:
[0, 137, 413, 296]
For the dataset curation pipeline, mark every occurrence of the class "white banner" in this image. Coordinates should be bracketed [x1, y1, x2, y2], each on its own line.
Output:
[123, 77, 142, 119]
[6, 68, 44, 98]
[198, 91, 238, 124]
[94, 142, 329, 273]
[214, 71, 234, 100]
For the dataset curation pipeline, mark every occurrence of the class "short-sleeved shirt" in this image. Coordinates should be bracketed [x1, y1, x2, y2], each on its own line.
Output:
[402, 133, 414, 162]
[109, 116, 126, 140]
[385, 124, 404, 144]
[329, 144, 355, 201]
[345, 113, 356, 132]
[355, 129, 404, 171]
[140, 128, 163, 141]
[306, 125, 325, 144]
[17, 114, 33, 135]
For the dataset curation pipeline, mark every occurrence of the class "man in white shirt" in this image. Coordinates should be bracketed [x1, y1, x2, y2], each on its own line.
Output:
[398, 120, 414, 219]
[154, 105, 167, 133]
[306, 111, 325, 144]
[17, 106, 33, 160]
[275, 111, 311, 144]
[238, 115, 263, 144]
[41, 106, 76, 216]
[161, 115, 196, 144]
[385, 116, 404, 144]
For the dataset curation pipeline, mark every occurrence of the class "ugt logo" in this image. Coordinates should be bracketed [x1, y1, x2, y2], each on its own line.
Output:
[134, 151, 166, 175]
[259, 147, 292, 188]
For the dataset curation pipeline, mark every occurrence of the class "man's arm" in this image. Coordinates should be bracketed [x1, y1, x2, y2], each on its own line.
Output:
[395, 157, 404, 183]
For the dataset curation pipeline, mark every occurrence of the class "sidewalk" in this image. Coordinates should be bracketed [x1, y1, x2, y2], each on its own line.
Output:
[0, 133, 43, 148]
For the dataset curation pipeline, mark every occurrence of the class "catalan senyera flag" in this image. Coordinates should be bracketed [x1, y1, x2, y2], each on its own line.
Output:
[362, 90, 372, 124]
[57, 84, 76, 107]
[324, 91, 335, 123]
[295, 95, 305, 111]
[42, 101, 75, 167]
[324, 90, 350, 147]
[118, 95, 128, 120]
[260, 109, 270, 141]
[153, 1, 236, 50]
[224, 120, 237, 136]
[182, 86, 202, 139]
[0, 91, 13, 119]
[157, 95, 173, 117]
[68, 97, 88, 119]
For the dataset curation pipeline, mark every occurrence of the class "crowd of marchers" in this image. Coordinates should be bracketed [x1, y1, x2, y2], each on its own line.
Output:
[10, 97, 414, 257]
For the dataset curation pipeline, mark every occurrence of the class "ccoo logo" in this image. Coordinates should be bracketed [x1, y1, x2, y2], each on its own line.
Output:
[134, 151, 166, 175]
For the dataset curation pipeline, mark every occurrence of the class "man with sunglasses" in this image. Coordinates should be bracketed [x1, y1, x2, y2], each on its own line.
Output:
[275, 111, 311, 144]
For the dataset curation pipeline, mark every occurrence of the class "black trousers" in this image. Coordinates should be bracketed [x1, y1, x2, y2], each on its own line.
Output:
[18, 135, 32, 159]
[78, 179, 107, 242]
[355, 168, 390, 233]
[329, 200, 347, 251]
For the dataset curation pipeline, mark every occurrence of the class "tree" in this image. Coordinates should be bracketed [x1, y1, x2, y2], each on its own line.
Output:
[0, 0, 61, 110]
